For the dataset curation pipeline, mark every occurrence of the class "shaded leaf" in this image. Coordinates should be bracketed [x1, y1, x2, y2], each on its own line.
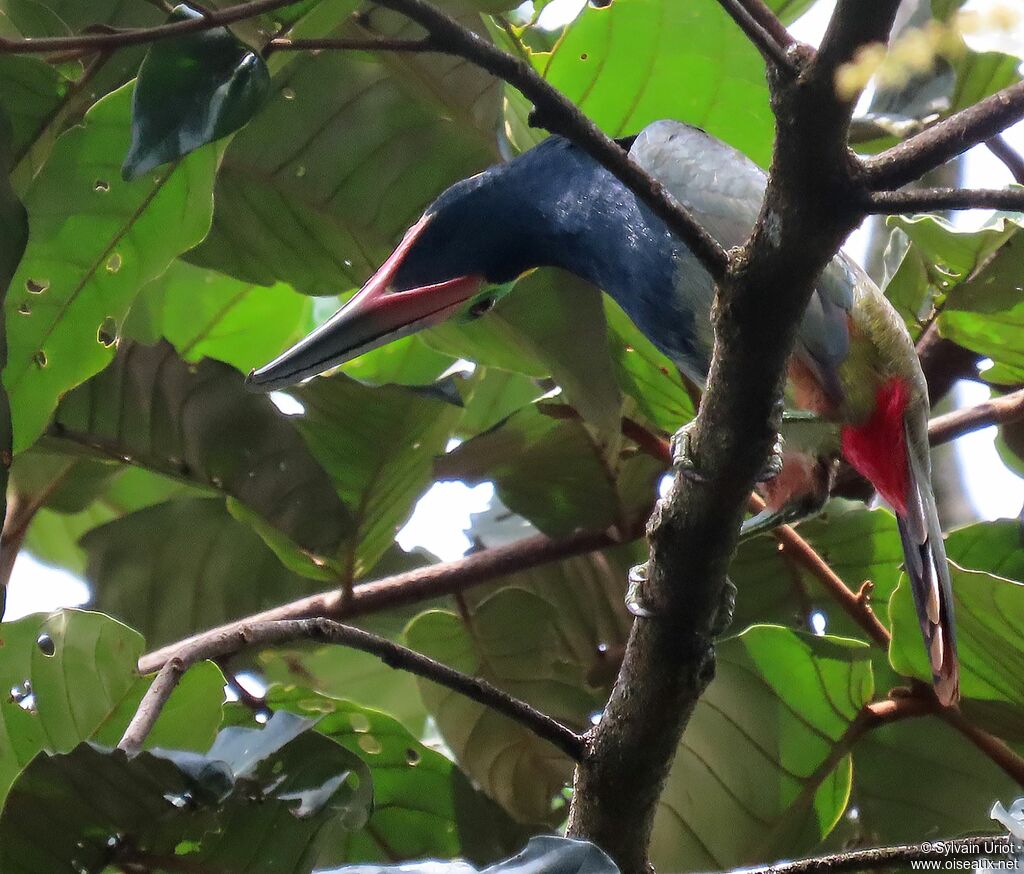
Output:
[125, 258, 315, 373]
[82, 498, 320, 647]
[650, 627, 873, 871]
[0, 609, 223, 807]
[124, 4, 271, 180]
[2, 82, 218, 451]
[0, 711, 372, 874]
[268, 687, 532, 866]
[52, 340, 351, 555]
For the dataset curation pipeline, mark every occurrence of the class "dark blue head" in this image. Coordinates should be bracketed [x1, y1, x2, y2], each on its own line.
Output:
[248, 135, 683, 390]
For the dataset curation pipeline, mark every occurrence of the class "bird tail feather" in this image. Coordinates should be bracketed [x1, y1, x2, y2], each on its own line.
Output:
[898, 422, 959, 706]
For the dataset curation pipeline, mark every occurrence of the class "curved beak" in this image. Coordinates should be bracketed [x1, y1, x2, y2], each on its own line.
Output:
[246, 215, 483, 391]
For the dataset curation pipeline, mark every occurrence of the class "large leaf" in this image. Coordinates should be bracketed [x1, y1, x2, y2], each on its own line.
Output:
[188, 16, 501, 296]
[889, 521, 1024, 739]
[2, 82, 218, 450]
[123, 3, 271, 180]
[267, 687, 532, 865]
[0, 710, 373, 874]
[289, 373, 463, 578]
[0, 609, 224, 807]
[82, 498, 320, 647]
[436, 403, 661, 537]
[0, 56, 64, 165]
[125, 258, 315, 373]
[650, 627, 874, 871]
[536, 0, 775, 167]
[51, 340, 351, 555]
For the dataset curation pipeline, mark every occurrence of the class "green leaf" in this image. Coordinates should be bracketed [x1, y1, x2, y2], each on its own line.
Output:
[290, 374, 463, 577]
[82, 498, 320, 647]
[650, 627, 874, 871]
[536, 0, 774, 167]
[429, 270, 623, 443]
[124, 258, 315, 373]
[123, 4, 271, 180]
[889, 541, 1024, 738]
[456, 367, 544, 438]
[436, 403, 661, 537]
[266, 687, 532, 865]
[51, 340, 351, 555]
[0, 56, 65, 162]
[0, 609, 224, 807]
[0, 711, 372, 874]
[188, 15, 501, 296]
[2, 82, 218, 451]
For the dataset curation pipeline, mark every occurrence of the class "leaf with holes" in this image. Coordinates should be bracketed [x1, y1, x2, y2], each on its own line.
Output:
[650, 627, 873, 871]
[0, 609, 224, 809]
[81, 498, 321, 647]
[2, 81, 218, 452]
[125, 258, 315, 373]
[0, 710, 372, 874]
[51, 340, 351, 555]
[123, 4, 271, 180]
[266, 687, 532, 866]
[188, 8, 501, 296]
[535, 0, 775, 168]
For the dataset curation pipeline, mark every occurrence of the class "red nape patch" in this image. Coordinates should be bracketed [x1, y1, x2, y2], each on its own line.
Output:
[840, 378, 911, 516]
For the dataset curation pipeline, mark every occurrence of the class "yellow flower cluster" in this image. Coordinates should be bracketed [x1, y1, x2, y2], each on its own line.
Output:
[834, 2, 1022, 101]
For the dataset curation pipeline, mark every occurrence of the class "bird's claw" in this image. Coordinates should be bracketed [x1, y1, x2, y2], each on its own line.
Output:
[758, 434, 785, 483]
[626, 562, 658, 618]
[669, 422, 707, 482]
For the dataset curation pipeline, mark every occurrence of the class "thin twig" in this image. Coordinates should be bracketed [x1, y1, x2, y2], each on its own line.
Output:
[928, 388, 1024, 445]
[139, 526, 622, 674]
[864, 187, 1024, 214]
[730, 0, 794, 51]
[715, 0, 796, 73]
[129, 618, 584, 760]
[264, 35, 438, 55]
[371, 0, 730, 281]
[986, 134, 1024, 185]
[864, 79, 1024, 190]
[720, 835, 1014, 874]
[0, 0, 303, 53]
[940, 706, 1024, 786]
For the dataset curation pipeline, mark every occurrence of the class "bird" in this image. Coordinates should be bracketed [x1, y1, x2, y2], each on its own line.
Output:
[248, 119, 959, 706]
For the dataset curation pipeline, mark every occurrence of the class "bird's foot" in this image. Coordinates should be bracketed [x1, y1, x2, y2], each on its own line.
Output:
[758, 433, 785, 483]
[626, 561, 658, 618]
[669, 422, 706, 482]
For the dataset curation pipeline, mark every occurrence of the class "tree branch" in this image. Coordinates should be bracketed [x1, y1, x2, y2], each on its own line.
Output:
[986, 134, 1024, 185]
[917, 322, 981, 406]
[138, 525, 622, 674]
[864, 186, 1024, 214]
[0, 0, 304, 53]
[940, 706, 1024, 786]
[718, 835, 1014, 874]
[715, 0, 796, 73]
[863, 79, 1024, 190]
[928, 387, 1024, 444]
[126, 618, 584, 760]
[264, 35, 438, 55]
[370, 0, 730, 281]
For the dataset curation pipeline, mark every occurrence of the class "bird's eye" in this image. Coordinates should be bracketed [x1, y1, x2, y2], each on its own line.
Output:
[468, 296, 496, 318]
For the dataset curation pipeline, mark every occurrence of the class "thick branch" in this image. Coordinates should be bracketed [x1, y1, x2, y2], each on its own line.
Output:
[0, 0, 303, 53]
[722, 835, 1013, 874]
[127, 618, 584, 760]
[986, 134, 1024, 185]
[864, 79, 1024, 190]
[928, 387, 1024, 444]
[139, 526, 622, 674]
[864, 187, 1024, 214]
[715, 0, 796, 73]
[371, 0, 729, 281]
